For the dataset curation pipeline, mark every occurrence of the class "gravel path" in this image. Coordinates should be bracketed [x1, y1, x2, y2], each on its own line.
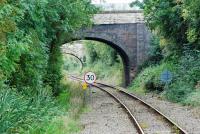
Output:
[137, 93, 200, 134]
[77, 88, 137, 134]
[105, 88, 174, 134]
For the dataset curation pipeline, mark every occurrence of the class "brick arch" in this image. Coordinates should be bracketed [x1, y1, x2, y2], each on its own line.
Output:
[72, 11, 151, 85]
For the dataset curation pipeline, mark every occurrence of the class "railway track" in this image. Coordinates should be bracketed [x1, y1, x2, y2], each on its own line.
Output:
[69, 75, 188, 134]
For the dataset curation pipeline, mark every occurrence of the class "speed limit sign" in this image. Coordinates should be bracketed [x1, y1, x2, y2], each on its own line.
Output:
[84, 72, 96, 84]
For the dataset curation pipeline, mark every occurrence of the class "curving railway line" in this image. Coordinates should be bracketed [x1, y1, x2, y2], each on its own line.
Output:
[69, 75, 188, 134]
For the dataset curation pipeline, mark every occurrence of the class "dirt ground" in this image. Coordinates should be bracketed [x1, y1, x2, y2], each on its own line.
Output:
[77, 88, 138, 134]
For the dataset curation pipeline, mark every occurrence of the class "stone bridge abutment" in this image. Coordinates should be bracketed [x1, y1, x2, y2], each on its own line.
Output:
[74, 11, 151, 86]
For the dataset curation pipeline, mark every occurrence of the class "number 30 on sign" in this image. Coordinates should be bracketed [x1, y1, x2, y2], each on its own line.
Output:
[84, 72, 96, 84]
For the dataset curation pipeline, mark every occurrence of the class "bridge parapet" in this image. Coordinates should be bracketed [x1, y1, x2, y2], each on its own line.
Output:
[93, 10, 144, 24]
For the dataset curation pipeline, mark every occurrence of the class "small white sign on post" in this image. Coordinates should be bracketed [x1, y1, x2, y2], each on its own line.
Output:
[84, 72, 96, 84]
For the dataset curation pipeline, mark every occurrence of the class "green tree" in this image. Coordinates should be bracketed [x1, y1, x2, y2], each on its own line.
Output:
[0, 1, 29, 89]
[85, 41, 119, 66]
[0, 0, 97, 95]
[43, 0, 97, 95]
[0, 1, 97, 132]
[182, 0, 200, 49]
[131, 0, 200, 53]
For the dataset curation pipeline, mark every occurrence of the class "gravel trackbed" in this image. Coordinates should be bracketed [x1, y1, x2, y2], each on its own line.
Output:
[77, 88, 137, 134]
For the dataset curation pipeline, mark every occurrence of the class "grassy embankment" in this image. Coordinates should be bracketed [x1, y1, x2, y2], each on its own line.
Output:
[0, 77, 85, 134]
[129, 0, 200, 107]
[129, 40, 200, 106]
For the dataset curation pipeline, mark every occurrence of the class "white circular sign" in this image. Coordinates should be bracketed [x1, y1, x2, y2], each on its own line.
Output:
[84, 72, 96, 84]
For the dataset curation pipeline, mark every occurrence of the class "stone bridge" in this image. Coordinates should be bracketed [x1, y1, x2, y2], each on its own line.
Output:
[74, 10, 151, 86]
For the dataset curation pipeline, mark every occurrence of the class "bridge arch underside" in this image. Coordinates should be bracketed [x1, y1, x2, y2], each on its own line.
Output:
[72, 37, 131, 86]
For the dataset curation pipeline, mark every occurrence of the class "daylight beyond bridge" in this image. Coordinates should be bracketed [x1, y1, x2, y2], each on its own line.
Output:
[75, 10, 151, 86]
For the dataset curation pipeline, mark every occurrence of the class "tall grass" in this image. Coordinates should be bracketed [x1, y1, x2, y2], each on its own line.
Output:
[0, 77, 84, 133]
[0, 87, 60, 133]
[27, 78, 84, 134]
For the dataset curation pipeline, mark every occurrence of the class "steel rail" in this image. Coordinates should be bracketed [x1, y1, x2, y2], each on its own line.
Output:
[94, 85, 145, 134]
[95, 83, 188, 134]
[63, 52, 84, 70]
[69, 76, 144, 134]
[68, 75, 188, 134]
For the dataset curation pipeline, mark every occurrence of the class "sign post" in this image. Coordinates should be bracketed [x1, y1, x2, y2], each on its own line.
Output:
[160, 70, 173, 90]
[84, 72, 96, 103]
[82, 82, 88, 106]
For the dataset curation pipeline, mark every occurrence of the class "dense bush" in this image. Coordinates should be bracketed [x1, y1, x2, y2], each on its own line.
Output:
[129, 62, 174, 93]
[165, 50, 200, 102]
[0, 0, 96, 94]
[129, 50, 200, 105]
[0, 0, 96, 133]
[132, 0, 200, 51]
[130, 0, 200, 106]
